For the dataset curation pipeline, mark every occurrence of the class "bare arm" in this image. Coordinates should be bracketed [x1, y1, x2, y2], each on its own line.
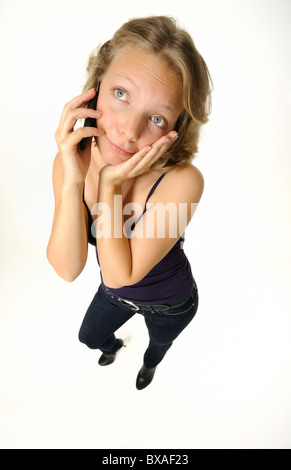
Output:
[46, 89, 104, 281]
[46, 155, 89, 282]
[96, 134, 204, 289]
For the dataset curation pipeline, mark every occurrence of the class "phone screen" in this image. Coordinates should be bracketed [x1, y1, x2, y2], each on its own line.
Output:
[78, 82, 100, 151]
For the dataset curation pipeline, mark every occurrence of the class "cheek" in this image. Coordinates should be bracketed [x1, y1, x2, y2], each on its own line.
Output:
[97, 94, 117, 129]
[97, 112, 118, 134]
[139, 133, 158, 149]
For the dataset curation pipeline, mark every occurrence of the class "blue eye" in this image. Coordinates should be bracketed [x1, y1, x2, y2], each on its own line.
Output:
[151, 115, 167, 128]
[114, 88, 128, 101]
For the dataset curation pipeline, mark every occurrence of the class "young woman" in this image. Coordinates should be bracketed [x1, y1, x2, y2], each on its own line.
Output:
[47, 16, 212, 390]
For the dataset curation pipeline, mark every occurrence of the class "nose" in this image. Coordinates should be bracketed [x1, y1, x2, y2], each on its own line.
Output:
[118, 112, 142, 143]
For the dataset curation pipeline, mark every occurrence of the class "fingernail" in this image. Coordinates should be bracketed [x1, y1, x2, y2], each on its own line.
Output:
[171, 133, 178, 140]
[96, 110, 103, 116]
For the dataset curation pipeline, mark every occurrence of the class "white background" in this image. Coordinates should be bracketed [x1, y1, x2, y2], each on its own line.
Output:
[0, 0, 290, 449]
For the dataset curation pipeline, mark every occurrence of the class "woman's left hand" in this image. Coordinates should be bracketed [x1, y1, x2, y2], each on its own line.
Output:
[99, 131, 178, 188]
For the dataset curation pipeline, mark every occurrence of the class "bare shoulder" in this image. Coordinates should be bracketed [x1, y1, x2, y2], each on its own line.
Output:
[159, 164, 204, 204]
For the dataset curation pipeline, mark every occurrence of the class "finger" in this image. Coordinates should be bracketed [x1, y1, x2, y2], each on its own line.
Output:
[65, 88, 96, 111]
[62, 127, 104, 149]
[72, 108, 102, 121]
[59, 88, 97, 127]
[144, 132, 178, 159]
[110, 132, 178, 179]
[62, 108, 103, 136]
[125, 135, 171, 167]
[132, 133, 178, 173]
[56, 108, 103, 143]
[118, 142, 166, 179]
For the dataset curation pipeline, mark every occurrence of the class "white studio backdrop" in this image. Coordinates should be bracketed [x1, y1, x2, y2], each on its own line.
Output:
[0, 0, 290, 449]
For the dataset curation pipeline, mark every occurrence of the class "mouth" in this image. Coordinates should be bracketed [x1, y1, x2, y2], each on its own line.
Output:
[107, 138, 135, 158]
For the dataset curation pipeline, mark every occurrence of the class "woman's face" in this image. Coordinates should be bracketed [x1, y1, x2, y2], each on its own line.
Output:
[96, 46, 184, 165]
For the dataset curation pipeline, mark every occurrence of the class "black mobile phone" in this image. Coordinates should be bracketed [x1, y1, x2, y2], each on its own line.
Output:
[78, 82, 100, 151]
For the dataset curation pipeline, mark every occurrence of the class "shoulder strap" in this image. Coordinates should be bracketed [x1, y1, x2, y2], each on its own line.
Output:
[145, 173, 166, 205]
[130, 173, 166, 232]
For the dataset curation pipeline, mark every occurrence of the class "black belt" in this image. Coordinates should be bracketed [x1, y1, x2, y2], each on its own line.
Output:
[104, 286, 195, 312]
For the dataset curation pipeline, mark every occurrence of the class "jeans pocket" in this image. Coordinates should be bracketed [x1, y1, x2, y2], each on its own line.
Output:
[157, 292, 198, 317]
[160, 302, 195, 316]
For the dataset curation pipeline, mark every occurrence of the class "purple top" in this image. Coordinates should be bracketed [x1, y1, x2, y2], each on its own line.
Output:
[83, 174, 194, 304]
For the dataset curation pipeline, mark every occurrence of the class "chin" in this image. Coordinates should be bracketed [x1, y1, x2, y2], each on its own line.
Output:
[105, 154, 129, 165]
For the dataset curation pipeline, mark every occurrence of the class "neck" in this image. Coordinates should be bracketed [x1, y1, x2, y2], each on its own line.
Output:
[91, 139, 108, 173]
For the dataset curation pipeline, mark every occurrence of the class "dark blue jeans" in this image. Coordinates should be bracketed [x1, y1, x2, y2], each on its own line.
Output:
[79, 283, 199, 369]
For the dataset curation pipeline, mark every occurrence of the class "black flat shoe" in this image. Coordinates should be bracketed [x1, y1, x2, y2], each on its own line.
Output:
[98, 339, 125, 366]
[136, 365, 156, 390]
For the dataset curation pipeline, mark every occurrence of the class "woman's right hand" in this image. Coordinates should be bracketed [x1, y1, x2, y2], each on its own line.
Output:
[54, 88, 104, 185]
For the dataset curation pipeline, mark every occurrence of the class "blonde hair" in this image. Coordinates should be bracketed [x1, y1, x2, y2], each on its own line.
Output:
[83, 16, 213, 171]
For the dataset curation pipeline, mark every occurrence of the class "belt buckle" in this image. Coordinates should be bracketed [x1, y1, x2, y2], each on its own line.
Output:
[118, 298, 140, 311]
